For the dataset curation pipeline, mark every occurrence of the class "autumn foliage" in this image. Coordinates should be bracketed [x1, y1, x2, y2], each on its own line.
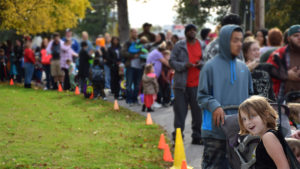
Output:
[0, 0, 91, 34]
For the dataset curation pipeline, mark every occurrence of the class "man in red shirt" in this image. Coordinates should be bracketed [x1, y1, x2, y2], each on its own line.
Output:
[24, 40, 36, 88]
[267, 25, 300, 100]
[169, 24, 206, 145]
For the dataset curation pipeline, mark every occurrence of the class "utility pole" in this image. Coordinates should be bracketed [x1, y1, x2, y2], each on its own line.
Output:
[255, 0, 265, 32]
[231, 0, 240, 14]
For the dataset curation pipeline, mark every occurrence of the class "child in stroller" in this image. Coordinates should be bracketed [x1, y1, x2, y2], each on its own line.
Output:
[221, 94, 298, 169]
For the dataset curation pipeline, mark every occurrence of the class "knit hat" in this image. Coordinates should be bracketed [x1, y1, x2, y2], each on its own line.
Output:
[185, 24, 197, 35]
[288, 25, 300, 36]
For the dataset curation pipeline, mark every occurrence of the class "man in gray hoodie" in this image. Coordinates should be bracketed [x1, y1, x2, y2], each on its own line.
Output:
[197, 25, 253, 169]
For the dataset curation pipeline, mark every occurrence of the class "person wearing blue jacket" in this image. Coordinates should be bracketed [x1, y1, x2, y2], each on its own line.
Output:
[197, 25, 253, 169]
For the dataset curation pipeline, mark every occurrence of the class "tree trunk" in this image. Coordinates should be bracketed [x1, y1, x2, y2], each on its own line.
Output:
[231, 0, 240, 14]
[117, 0, 130, 44]
[255, 0, 265, 32]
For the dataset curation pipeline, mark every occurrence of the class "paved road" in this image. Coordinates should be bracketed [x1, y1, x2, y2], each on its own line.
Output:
[107, 96, 203, 169]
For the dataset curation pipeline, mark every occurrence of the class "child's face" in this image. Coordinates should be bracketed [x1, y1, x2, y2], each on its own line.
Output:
[240, 109, 267, 137]
[164, 53, 170, 60]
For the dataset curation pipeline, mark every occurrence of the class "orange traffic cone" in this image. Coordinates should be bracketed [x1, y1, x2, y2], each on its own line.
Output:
[181, 160, 188, 169]
[10, 79, 14, 85]
[114, 100, 119, 111]
[89, 92, 94, 99]
[58, 83, 63, 92]
[75, 86, 80, 95]
[163, 144, 173, 162]
[146, 113, 153, 125]
[158, 133, 166, 149]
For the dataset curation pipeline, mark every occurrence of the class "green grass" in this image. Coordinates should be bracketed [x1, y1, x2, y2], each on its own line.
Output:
[0, 85, 170, 169]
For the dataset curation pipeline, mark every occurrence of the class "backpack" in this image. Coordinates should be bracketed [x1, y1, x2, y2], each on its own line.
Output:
[91, 65, 104, 83]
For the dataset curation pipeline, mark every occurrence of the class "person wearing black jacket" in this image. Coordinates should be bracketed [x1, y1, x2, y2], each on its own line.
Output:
[108, 37, 123, 99]
[14, 39, 24, 83]
[78, 41, 92, 92]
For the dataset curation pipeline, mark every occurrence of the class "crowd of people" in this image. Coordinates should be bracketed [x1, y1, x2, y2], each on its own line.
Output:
[1, 13, 300, 168]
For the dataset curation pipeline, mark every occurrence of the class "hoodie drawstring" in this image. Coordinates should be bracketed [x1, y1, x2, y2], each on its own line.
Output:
[230, 61, 236, 84]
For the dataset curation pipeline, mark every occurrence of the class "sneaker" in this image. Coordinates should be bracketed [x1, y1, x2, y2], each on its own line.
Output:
[191, 138, 203, 145]
[153, 102, 162, 108]
[103, 97, 107, 101]
[43, 87, 48, 91]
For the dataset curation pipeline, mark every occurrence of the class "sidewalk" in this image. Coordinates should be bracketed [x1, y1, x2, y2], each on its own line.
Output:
[107, 96, 203, 169]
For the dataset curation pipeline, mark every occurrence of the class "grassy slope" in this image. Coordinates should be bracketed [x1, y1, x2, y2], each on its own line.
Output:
[0, 85, 170, 169]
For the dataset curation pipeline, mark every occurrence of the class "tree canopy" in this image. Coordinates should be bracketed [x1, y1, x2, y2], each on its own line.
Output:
[174, 0, 230, 27]
[265, 0, 300, 31]
[0, 0, 91, 35]
[73, 0, 115, 40]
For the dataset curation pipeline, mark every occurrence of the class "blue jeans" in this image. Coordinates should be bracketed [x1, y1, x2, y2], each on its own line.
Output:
[24, 62, 34, 85]
[104, 64, 111, 89]
[126, 67, 142, 104]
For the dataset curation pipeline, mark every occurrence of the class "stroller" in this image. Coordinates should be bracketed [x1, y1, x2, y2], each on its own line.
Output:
[221, 102, 292, 169]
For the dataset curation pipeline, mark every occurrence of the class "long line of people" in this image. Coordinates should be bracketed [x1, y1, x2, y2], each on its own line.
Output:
[1, 17, 300, 168]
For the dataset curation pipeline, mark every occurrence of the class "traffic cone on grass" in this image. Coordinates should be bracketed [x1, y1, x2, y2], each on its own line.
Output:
[114, 100, 119, 111]
[146, 113, 153, 125]
[163, 144, 173, 162]
[10, 79, 14, 85]
[170, 128, 193, 169]
[75, 86, 80, 95]
[89, 92, 94, 99]
[58, 83, 63, 92]
[158, 133, 166, 149]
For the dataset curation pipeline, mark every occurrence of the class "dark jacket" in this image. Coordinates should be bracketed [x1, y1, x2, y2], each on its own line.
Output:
[14, 45, 23, 62]
[138, 32, 155, 42]
[169, 39, 206, 90]
[78, 49, 92, 78]
[121, 40, 138, 68]
[108, 46, 123, 72]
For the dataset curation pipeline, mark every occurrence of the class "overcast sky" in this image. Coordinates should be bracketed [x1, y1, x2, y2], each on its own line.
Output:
[128, 0, 178, 28]
[128, 0, 215, 30]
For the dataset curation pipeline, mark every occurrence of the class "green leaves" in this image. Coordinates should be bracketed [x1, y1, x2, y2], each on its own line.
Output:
[175, 0, 230, 27]
[0, 0, 91, 35]
[266, 0, 300, 30]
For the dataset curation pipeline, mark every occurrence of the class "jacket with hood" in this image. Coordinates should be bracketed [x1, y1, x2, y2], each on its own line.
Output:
[142, 73, 159, 94]
[169, 39, 206, 90]
[197, 25, 253, 140]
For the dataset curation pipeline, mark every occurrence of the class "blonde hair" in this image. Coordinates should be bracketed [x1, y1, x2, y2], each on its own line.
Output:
[162, 50, 170, 56]
[238, 95, 278, 135]
[287, 103, 300, 124]
[286, 138, 300, 160]
[144, 64, 153, 75]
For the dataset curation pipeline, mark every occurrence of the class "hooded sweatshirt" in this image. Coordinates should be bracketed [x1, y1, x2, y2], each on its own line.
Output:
[197, 25, 253, 140]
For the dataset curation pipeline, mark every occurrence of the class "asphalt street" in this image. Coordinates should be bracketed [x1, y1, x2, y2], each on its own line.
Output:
[107, 96, 203, 169]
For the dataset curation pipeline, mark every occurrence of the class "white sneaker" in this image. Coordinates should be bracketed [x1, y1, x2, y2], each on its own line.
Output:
[153, 102, 162, 108]
[103, 97, 107, 101]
